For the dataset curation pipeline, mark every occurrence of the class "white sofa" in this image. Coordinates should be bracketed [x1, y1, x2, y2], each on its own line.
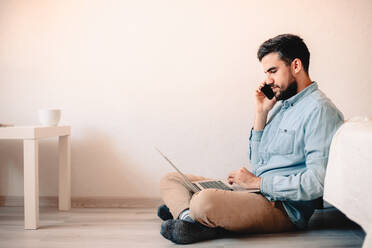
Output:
[324, 117, 372, 248]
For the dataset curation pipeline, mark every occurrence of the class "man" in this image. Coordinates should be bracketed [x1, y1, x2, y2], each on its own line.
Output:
[158, 34, 344, 244]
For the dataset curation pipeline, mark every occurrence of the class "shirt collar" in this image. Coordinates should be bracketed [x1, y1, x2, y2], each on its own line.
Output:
[281, 81, 318, 109]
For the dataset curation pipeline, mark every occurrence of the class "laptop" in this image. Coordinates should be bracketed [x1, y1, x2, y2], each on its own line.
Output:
[156, 147, 260, 193]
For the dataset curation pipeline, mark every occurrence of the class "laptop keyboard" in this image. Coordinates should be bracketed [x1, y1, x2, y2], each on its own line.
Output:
[196, 181, 233, 191]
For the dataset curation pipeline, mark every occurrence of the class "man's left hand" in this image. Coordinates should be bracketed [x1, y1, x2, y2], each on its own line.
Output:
[227, 167, 261, 189]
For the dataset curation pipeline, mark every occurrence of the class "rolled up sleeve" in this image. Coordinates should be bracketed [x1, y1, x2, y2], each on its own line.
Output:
[249, 128, 264, 172]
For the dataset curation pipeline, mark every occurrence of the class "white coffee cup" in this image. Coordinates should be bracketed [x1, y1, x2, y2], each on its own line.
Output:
[38, 109, 61, 126]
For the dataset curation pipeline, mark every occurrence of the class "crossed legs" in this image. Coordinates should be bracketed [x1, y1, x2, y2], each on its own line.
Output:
[160, 172, 295, 233]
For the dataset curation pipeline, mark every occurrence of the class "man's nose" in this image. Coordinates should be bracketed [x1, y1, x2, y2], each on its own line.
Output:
[265, 77, 274, 86]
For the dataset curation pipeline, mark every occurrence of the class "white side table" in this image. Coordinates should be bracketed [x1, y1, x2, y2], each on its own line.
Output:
[0, 126, 71, 229]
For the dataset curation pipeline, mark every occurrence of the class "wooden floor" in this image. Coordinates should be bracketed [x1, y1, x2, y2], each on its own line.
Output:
[0, 206, 365, 247]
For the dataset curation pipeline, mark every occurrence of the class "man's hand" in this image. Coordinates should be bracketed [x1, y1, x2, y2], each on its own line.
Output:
[255, 81, 277, 114]
[227, 167, 261, 189]
[253, 81, 277, 131]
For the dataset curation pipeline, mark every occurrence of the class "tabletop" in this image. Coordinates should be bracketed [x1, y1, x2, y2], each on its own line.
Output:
[0, 126, 71, 140]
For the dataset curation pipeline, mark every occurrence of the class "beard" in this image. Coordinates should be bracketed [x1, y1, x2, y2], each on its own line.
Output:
[276, 80, 298, 101]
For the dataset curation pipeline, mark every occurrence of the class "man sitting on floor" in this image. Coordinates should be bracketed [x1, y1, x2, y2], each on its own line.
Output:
[158, 33, 344, 244]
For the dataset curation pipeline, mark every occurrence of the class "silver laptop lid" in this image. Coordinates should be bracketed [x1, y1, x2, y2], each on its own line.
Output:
[155, 147, 200, 193]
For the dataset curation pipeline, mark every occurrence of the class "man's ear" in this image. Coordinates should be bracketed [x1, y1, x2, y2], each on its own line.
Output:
[291, 58, 303, 74]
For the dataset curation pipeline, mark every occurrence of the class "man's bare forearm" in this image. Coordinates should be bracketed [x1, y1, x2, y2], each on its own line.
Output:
[253, 111, 268, 131]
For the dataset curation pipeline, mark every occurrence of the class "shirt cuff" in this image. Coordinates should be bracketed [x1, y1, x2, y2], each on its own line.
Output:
[249, 129, 264, 142]
[260, 175, 274, 200]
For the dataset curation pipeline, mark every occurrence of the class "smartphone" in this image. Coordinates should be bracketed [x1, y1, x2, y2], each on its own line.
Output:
[261, 84, 275, 100]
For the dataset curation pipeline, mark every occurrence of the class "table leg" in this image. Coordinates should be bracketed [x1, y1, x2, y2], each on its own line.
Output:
[59, 135, 71, 210]
[23, 139, 39, 230]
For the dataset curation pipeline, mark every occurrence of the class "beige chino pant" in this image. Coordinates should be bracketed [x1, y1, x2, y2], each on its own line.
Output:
[160, 172, 295, 233]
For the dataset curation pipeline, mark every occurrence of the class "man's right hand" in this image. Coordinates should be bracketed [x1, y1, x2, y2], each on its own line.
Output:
[255, 81, 277, 114]
[253, 81, 277, 131]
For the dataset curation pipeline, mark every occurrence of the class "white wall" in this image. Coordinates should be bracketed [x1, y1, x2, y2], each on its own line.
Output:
[0, 0, 371, 198]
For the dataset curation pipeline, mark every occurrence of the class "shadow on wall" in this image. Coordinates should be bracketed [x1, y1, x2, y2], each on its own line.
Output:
[0, 138, 62, 197]
[0, 140, 23, 196]
[0, 128, 151, 198]
[67, 127, 151, 198]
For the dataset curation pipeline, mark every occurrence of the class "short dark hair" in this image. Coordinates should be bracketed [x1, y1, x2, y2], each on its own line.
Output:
[257, 34, 310, 74]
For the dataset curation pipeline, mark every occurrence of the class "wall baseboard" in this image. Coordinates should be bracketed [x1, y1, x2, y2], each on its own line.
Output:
[0, 196, 162, 208]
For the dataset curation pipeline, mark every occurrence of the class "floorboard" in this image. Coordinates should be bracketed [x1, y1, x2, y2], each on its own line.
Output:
[0, 206, 365, 247]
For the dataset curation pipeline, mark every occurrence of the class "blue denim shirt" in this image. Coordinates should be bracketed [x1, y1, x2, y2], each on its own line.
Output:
[249, 82, 344, 229]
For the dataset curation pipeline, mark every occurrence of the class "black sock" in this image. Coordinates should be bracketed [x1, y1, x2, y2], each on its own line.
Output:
[160, 219, 225, 244]
[157, 204, 173, 221]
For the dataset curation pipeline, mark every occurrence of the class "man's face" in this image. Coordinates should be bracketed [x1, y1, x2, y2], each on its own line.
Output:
[261, 52, 298, 101]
